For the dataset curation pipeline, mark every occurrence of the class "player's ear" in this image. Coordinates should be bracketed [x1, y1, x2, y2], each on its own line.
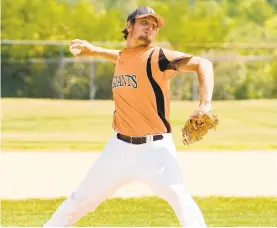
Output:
[126, 22, 133, 33]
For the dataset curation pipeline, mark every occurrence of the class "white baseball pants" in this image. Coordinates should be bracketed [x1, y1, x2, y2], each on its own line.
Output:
[43, 133, 206, 227]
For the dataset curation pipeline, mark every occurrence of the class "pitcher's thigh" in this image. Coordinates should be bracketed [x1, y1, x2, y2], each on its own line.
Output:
[72, 138, 129, 202]
[145, 147, 206, 227]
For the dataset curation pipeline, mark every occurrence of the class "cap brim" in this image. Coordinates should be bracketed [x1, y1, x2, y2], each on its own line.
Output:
[135, 13, 165, 28]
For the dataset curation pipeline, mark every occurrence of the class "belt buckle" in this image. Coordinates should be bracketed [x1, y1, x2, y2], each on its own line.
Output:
[146, 136, 149, 143]
[130, 136, 133, 144]
[146, 135, 152, 143]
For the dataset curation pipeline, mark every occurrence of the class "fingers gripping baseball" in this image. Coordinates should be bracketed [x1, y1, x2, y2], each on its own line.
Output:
[182, 111, 219, 145]
[69, 40, 85, 55]
[69, 39, 96, 56]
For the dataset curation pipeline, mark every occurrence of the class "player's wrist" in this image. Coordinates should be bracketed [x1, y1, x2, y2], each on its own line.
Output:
[199, 100, 211, 105]
[92, 46, 105, 57]
[198, 102, 211, 112]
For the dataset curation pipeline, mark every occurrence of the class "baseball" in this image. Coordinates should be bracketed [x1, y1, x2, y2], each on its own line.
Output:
[70, 46, 82, 55]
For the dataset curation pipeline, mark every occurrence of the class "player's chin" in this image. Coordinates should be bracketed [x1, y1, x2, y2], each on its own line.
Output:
[138, 36, 152, 45]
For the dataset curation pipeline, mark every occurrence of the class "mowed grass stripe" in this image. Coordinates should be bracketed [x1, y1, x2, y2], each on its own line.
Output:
[1, 197, 277, 226]
[2, 98, 277, 151]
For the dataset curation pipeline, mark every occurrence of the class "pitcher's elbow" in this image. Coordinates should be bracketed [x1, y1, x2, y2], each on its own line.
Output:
[200, 58, 213, 68]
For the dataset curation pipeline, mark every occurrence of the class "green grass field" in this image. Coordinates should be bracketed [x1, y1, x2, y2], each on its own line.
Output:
[2, 197, 277, 227]
[2, 98, 277, 151]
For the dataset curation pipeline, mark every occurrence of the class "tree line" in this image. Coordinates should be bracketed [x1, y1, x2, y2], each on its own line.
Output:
[1, 0, 277, 100]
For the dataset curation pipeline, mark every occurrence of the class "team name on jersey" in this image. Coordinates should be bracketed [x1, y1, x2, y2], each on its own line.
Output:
[112, 74, 138, 89]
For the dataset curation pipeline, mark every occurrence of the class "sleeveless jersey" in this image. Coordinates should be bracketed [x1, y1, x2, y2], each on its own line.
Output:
[112, 46, 187, 136]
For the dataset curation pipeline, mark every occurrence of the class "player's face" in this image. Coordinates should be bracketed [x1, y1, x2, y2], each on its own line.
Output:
[130, 16, 158, 45]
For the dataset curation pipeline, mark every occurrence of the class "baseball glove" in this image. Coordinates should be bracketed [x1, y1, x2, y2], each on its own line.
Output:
[182, 111, 219, 145]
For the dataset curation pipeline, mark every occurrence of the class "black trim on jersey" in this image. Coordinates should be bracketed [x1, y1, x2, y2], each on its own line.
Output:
[158, 48, 171, 72]
[146, 49, 171, 133]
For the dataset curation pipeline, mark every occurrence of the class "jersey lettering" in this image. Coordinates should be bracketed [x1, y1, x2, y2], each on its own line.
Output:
[112, 74, 138, 89]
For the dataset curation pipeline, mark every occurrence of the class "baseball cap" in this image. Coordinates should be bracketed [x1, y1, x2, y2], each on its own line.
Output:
[127, 6, 165, 28]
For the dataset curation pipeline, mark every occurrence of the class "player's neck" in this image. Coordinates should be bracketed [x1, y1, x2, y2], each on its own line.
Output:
[126, 39, 150, 49]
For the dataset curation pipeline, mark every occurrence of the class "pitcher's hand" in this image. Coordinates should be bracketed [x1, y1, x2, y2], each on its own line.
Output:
[69, 39, 100, 56]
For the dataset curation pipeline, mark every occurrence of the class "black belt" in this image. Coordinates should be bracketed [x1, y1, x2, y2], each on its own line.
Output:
[117, 133, 163, 145]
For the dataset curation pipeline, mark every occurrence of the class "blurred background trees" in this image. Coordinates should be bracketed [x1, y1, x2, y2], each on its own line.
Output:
[1, 0, 277, 100]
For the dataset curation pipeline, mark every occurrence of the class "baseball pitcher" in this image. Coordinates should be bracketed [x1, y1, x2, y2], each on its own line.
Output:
[43, 6, 219, 227]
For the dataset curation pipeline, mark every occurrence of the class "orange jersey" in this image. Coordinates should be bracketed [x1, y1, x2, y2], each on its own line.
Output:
[112, 46, 187, 136]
